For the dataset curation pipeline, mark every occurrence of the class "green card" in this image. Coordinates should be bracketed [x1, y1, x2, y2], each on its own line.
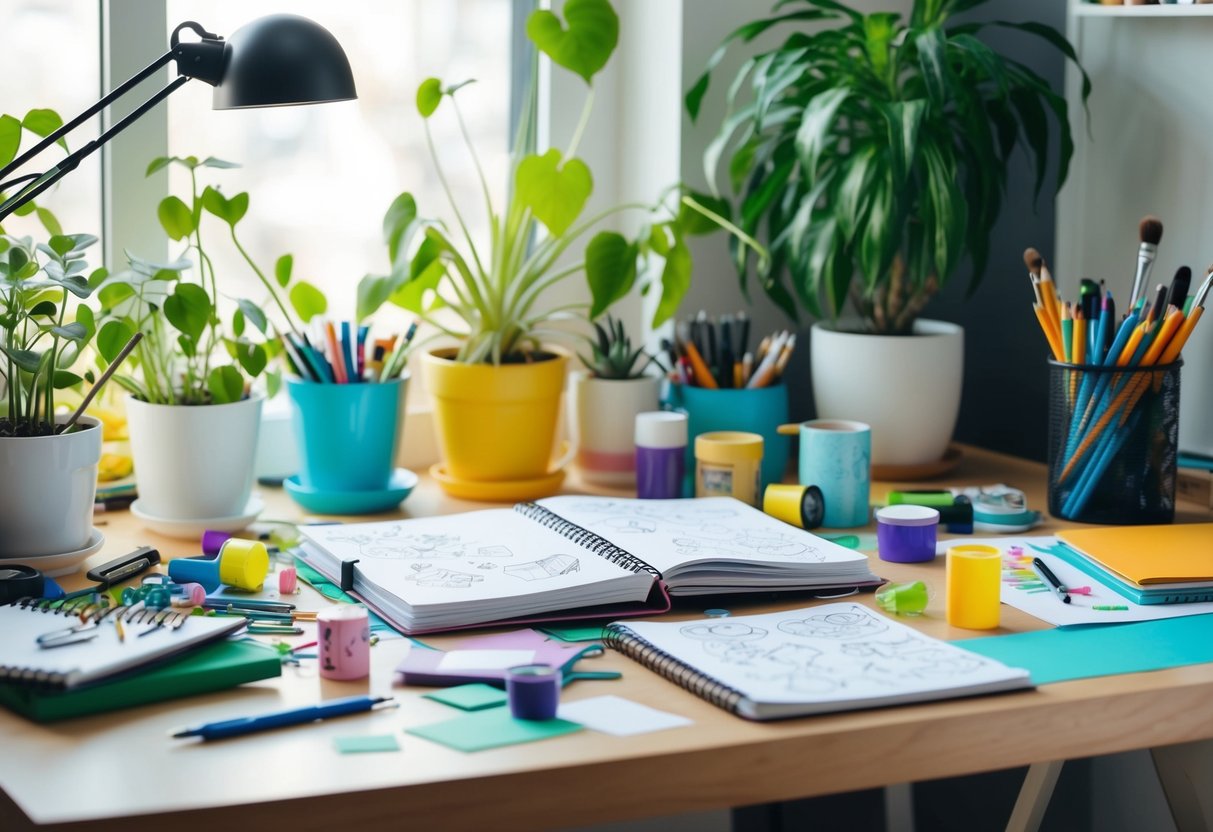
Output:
[423, 684, 508, 711]
[334, 734, 401, 754]
[538, 624, 605, 643]
[407, 708, 583, 752]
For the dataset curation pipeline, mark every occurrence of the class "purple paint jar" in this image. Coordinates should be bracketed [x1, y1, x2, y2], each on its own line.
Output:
[506, 664, 562, 720]
[876, 504, 940, 563]
[635, 412, 687, 499]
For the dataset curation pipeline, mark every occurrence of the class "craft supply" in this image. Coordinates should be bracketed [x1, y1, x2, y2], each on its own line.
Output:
[694, 432, 763, 506]
[398, 634, 617, 688]
[672, 381, 791, 490]
[170, 582, 207, 607]
[1093, 605, 1129, 611]
[0, 565, 44, 604]
[1031, 557, 1071, 604]
[946, 545, 1002, 630]
[279, 566, 298, 595]
[673, 316, 793, 390]
[634, 411, 687, 500]
[334, 734, 400, 754]
[790, 419, 871, 528]
[506, 663, 562, 720]
[763, 484, 825, 530]
[298, 497, 878, 634]
[875, 505, 939, 564]
[405, 706, 583, 752]
[423, 684, 510, 711]
[603, 603, 1031, 720]
[537, 624, 606, 643]
[202, 530, 232, 556]
[1058, 524, 1213, 585]
[704, 608, 730, 618]
[1128, 216, 1163, 311]
[318, 605, 371, 680]
[556, 695, 692, 736]
[168, 538, 270, 592]
[172, 694, 395, 741]
[875, 581, 929, 616]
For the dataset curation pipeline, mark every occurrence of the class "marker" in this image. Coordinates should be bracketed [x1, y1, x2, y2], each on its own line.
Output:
[1031, 557, 1071, 604]
[1092, 605, 1129, 611]
[171, 694, 396, 741]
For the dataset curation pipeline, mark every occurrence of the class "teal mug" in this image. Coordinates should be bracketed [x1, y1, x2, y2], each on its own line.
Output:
[287, 376, 407, 492]
[664, 382, 791, 492]
[779, 419, 871, 528]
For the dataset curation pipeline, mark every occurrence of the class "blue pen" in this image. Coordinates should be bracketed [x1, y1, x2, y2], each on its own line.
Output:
[172, 695, 394, 741]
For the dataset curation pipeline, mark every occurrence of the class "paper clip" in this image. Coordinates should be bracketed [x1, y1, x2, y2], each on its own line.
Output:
[37, 619, 102, 649]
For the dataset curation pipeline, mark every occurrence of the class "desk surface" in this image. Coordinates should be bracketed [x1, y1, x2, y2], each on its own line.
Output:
[2, 446, 1211, 832]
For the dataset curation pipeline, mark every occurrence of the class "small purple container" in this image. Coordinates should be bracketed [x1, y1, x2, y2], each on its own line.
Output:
[876, 504, 940, 563]
[202, 530, 233, 556]
[506, 663, 562, 720]
[635, 412, 687, 500]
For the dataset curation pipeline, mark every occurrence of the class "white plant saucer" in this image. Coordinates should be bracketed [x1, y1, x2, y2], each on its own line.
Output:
[130, 495, 265, 540]
[0, 527, 105, 577]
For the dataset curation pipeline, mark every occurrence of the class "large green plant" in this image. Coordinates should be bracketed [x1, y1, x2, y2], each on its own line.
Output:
[359, 0, 752, 364]
[689, 0, 1090, 334]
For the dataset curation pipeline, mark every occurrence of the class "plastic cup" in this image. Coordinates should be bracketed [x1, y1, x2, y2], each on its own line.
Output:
[946, 544, 1002, 629]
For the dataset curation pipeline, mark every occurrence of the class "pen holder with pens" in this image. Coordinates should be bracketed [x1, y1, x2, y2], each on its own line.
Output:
[1046, 359, 1181, 524]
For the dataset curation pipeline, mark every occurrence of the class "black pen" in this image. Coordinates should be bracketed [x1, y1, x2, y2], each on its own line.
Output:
[1031, 557, 1071, 604]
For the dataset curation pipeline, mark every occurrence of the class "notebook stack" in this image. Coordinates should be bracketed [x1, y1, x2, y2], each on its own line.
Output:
[1054, 524, 1213, 605]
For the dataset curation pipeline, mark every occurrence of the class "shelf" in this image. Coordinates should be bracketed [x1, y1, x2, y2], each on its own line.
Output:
[1073, 4, 1213, 17]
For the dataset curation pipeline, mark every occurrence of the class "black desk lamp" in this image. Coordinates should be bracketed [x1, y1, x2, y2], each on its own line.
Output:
[0, 14, 357, 222]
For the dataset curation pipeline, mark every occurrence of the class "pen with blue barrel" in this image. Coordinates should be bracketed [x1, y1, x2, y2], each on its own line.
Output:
[172, 695, 396, 741]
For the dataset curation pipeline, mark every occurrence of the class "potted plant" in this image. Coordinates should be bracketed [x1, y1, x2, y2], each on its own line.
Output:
[689, 0, 1089, 467]
[96, 155, 320, 533]
[359, 0, 754, 500]
[570, 315, 663, 486]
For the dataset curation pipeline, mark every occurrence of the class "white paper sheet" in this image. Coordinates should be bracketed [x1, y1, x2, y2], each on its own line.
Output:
[557, 695, 693, 736]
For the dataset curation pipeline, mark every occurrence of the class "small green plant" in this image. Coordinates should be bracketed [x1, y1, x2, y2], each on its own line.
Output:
[578, 314, 661, 380]
[358, 0, 758, 364]
[690, 0, 1090, 334]
[96, 155, 327, 405]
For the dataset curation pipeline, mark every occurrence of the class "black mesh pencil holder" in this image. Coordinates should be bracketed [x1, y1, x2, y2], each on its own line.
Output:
[1047, 359, 1181, 524]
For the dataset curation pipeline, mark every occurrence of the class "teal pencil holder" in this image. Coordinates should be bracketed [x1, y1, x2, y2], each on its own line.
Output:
[287, 376, 407, 493]
[664, 382, 791, 493]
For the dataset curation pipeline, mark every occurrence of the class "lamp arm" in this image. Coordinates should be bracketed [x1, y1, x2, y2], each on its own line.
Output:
[0, 75, 190, 222]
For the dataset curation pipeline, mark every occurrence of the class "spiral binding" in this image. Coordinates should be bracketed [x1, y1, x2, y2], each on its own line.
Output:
[602, 623, 746, 714]
[514, 502, 661, 578]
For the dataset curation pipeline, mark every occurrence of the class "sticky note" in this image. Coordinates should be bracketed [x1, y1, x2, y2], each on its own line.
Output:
[436, 649, 535, 671]
[406, 708, 582, 752]
[538, 624, 605, 643]
[557, 695, 692, 736]
[333, 734, 401, 754]
[423, 684, 508, 711]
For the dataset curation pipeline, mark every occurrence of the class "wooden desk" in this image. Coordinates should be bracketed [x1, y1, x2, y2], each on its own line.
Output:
[2, 446, 1210, 831]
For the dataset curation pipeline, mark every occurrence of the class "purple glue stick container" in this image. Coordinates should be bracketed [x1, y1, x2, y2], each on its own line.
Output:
[876, 504, 940, 563]
[635, 412, 687, 500]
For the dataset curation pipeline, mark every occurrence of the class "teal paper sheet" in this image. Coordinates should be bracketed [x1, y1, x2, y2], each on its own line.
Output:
[958, 615, 1213, 685]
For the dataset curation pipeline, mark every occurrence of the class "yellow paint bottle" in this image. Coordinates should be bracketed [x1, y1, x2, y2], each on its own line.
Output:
[695, 431, 764, 506]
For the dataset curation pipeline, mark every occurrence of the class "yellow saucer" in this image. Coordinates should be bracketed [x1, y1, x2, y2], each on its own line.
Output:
[430, 463, 567, 502]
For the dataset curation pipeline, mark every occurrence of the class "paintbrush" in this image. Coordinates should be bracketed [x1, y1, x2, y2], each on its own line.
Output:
[1167, 265, 1192, 313]
[1025, 247, 1061, 340]
[1128, 215, 1163, 310]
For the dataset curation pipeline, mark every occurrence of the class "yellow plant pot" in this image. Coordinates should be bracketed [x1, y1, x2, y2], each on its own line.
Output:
[423, 348, 568, 483]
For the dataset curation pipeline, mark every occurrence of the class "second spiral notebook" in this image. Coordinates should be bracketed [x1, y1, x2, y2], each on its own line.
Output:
[296, 497, 881, 634]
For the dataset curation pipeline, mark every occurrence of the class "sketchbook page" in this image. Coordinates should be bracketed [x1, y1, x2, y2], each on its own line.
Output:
[537, 496, 871, 578]
[961, 536, 1213, 627]
[615, 603, 1030, 716]
[299, 510, 650, 611]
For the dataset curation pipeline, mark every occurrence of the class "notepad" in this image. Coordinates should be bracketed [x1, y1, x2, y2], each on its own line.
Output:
[1059, 524, 1213, 586]
[604, 604, 1032, 721]
[0, 600, 246, 690]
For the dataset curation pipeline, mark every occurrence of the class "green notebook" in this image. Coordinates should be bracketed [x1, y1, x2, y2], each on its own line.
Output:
[0, 638, 282, 722]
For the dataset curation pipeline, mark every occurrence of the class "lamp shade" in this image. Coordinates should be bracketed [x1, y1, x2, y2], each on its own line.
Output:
[212, 14, 356, 110]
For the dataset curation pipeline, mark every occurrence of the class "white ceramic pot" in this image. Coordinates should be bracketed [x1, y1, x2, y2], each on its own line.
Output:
[0, 416, 101, 556]
[570, 373, 662, 486]
[126, 395, 263, 520]
[810, 319, 963, 467]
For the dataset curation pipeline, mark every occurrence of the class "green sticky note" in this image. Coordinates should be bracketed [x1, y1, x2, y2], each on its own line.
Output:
[334, 734, 401, 754]
[407, 707, 583, 752]
[538, 624, 605, 643]
[423, 684, 508, 711]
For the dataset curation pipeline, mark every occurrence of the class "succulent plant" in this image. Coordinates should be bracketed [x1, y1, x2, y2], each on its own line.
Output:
[579, 315, 661, 380]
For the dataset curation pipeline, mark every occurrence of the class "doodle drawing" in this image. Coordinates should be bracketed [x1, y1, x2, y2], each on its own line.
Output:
[504, 555, 581, 581]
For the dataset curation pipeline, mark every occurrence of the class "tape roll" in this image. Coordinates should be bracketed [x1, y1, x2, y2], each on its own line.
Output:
[506, 663, 561, 720]
[318, 605, 371, 680]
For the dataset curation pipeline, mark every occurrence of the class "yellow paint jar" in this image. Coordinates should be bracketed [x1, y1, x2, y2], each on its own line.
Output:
[946, 544, 1002, 629]
[695, 431, 764, 506]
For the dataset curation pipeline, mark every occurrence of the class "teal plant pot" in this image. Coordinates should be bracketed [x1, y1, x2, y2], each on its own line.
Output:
[287, 376, 407, 492]
[664, 382, 791, 493]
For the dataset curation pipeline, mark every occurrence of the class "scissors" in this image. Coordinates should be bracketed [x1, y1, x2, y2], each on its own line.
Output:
[556, 644, 622, 687]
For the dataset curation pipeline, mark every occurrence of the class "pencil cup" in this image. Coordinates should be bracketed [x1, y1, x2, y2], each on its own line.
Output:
[287, 376, 407, 493]
[787, 419, 871, 528]
[664, 382, 790, 492]
[1046, 360, 1180, 524]
[946, 544, 1001, 630]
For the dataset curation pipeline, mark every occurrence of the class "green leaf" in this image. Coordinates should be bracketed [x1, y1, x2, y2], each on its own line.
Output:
[145, 156, 172, 176]
[653, 237, 691, 328]
[265, 368, 282, 400]
[29, 300, 57, 317]
[357, 274, 393, 322]
[1009, 86, 1050, 200]
[163, 283, 212, 341]
[980, 20, 1092, 106]
[98, 282, 135, 309]
[527, 0, 619, 84]
[416, 77, 443, 117]
[232, 307, 245, 337]
[289, 281, 327, 322]
[87, 267, 109, 289]
[915, 27, 950, 105]
[50, 274, 91, 299]
[157, 195, 195, 241]
[234, 342, 267, 377]
[200, 186, 249, 227]
[793, 88, 849, 178]
[22, 109, 66, 149]
[0, 114, 21, 167]
[676, 191, 733, 236]
[585, 232, 638, 319]
[882, 100, 926, 182]
[274, 254, 293, 287]
[35, 207, 62, 237]
[207, 365, 245, 404]
[515, 149, 592, 237]
[50, 322, 87, 343]
[1, 346, 43, 373]
[390, 260, 445, 315]
[52, 370, 83, 389]
[97, 320, 135, 362]
[382, 192, 419, 265]
[200, 156, 239, 169]
[236, 298, 268, 334]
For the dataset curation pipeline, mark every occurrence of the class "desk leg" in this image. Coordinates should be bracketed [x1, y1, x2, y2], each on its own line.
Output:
[884, 783, 914, 832]
[1151, 741, 1213, 832]
[1005, 760, 1064, 832]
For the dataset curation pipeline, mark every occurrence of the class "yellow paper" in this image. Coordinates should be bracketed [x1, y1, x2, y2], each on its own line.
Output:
[1059, 524, 1213, 585]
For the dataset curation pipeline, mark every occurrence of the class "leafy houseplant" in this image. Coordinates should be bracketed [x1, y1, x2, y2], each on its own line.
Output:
[690, 0, 1090, 334]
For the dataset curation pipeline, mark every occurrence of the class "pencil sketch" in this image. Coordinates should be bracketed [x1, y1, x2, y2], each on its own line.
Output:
[681, 622, 771, 665]
[327, 529, 473, 560]
[504, 554, 581, 581]
[841, 636, 985, 679]
[561, 500, 739, 537]
[478, 545, 513, 558]
[778, 608, 889, 639]
[672, 528, 825, 561]
[405, 563, 484, 589]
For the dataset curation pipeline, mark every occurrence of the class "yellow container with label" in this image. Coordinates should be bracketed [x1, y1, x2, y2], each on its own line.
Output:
[695, 431, 764, 506]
